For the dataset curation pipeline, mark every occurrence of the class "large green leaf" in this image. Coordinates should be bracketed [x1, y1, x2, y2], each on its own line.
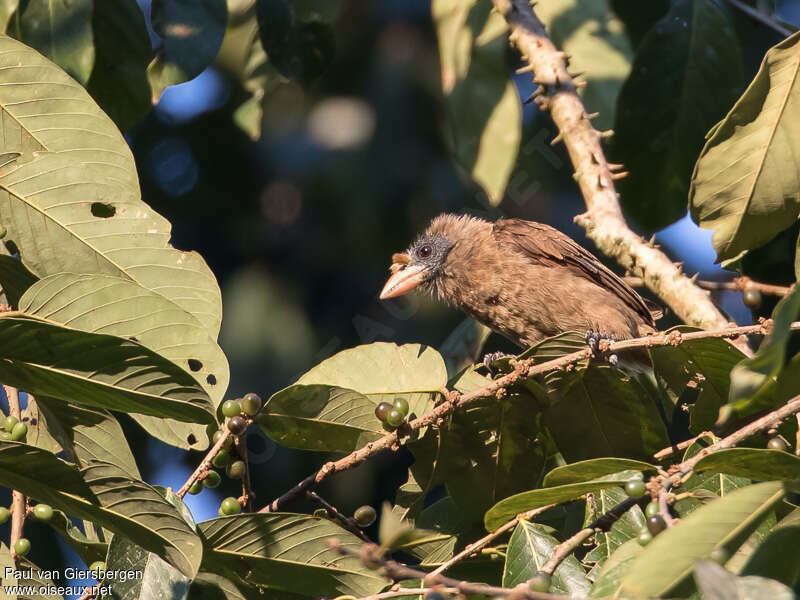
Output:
[87, 0, 152, 131]
[148, 0, 227, 100]
[0, 0, 17, 32]
[690, 31, 800, 261]
[740, 525, 800, 587]
[544, 458, 656, 486]
[199, 513, 388, 597]
[0, 443, 202, 577]
[431, 0, 520, 206]
[0, 34, 222, 336]
[536, 0, 633, 130]
[728, 285, 800, 417]
[260, 343, 445, 451]
[0, 314, 215, 424]
[619, 481, 785, 597]
[17, 0, 95, 84]
[588, 538, 643, 597]
[48, 508, 108, 565]
[583, 486, 646, 573]
[484, 470, 641, 530]
[693, 448, 800, 484]
[694, 559, 796, 600]
[614, 0, 742, 232]
[650, 326, 746, 432]
[502, 522, 591, 595]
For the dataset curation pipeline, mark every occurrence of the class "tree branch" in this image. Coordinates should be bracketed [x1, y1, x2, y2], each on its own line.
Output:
[625, 276, 792, 297]
[177, 421, 247, 497]
[723, 0, 794, 37]
[4, 385, 26, 560]
[263, 321, 797, 512]
[492, 0, 752, 356]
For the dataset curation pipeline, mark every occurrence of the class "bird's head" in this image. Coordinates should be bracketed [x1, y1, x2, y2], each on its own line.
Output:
[379, 231, 454, 300]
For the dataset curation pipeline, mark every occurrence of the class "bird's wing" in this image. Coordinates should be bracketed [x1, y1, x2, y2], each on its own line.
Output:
[492, 219, 657, 326]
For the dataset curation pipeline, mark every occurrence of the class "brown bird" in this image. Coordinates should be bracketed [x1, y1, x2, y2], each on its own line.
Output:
[380, 214, 660, 357]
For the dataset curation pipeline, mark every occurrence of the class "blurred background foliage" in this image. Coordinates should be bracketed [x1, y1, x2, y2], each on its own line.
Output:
[1, 0, 799, 590]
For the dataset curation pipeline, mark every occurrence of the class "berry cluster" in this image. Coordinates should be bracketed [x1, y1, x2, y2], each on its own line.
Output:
[374, 397, 410, 431]
[0, 414, 27, 442]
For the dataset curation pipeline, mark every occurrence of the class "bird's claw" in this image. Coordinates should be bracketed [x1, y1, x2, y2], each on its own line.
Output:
[585, 330, 619, 366]
[482, 351, 514, 374]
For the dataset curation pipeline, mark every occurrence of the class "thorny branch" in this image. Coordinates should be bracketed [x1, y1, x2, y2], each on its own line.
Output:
[492, 0, 752, 356]
[263, 320, 799, 512]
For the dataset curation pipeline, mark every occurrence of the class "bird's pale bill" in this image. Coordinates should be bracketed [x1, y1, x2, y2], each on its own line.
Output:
[379, 259, 426, 300]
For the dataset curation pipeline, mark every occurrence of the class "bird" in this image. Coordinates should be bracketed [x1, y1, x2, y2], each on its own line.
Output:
[379, 214, 660, 362]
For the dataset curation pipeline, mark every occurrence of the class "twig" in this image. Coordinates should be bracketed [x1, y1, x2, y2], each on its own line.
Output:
[653, 432, 714, 462]
[308, 491, 372, 543]
[359, 587, 460, 600]
[235, 433, 254, 511]
[177, 425, 236, 497]
[5, 386, 26, 561]
[723, 0, 794, 37]
[493, 0, 753, 356]
[625, 276, 792, 297]
[539, 497, 638, 576]
[431, 503, 557, 576]
[263, 321, 798, 512]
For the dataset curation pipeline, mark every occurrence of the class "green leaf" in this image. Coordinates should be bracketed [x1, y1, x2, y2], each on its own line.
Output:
[47, 508, 108, 565]
[20, 395, 62, 454]
[610, 0, 670, 48]
[35, 396, 140, 477]
[440, 317, 491, 378]
[484, 470, 641, 531]
[583, 486, 646, 572]
[614, 0, 742, 232]
[502, 521, 591, 595]
[17, 0, 95, 83]
[690, 31, 800, 261]
[402, 496, 470, 565]
[0, 444, 202, 577]
[13, 556, 62, 599]
[588, 538, 643, 597]
[0, 314, 215, 424]
[728, 285, 800, 418]
[394, 427, 449, 522]
[740, 525, 800, 586]
[693, 448, 800, 485]
[694, 559, 796, 600]
[148, 0, 227, 100]
[0, 34, 223, 336]
[87, 0, 153, 131]
[536, 0, 634, 130]
[231, 21, 276, 140]
[199, 513, 388, 597]
[650, 325, 746, 432]
[544, 458, 656, 486]
[260, 343, 445, 451]
[0, 254, 37, 308]
[0, 0, 17, 33]
[431, 0, 520, 205]
[619, 481, 785, 597]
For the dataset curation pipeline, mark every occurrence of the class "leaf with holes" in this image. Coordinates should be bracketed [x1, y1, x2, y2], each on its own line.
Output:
[0, 314, 214, 424]
[199, 513, 389, 597]
[0, 35, 222, 336]
[690, 31, 800, 261]
[20, 272, 229, 448]
[0, 443, 202, 577]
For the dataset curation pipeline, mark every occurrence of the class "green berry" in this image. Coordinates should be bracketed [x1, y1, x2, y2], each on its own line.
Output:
[89, 561, 106, 575]
[188, 480, 203, 495]
[33, 504, 53, 521]
[767, 436, 789, 451]
[624, 479, 647, 499]
[212, 449, 230, 468]
[646, 515, 666, 536]
[0, 507, 9, 524]
[212, 429, 233, 449]
[13, 538, 30, 556]
[374, 402, 392, 422]
[221, 399, 242, 418]
[528, 572, 551, 593]
[227, 415, 247, 435]
[0, 431, 11, 441]
[637, 530, 653, 546]
[10, 422, 27, 442]
[392, 397, 409, 417]
[710, 546, 731, 565]
[385, 409, 405, 428]
[645, 501, 660, 518]
[4, 416, 18, 432]
[353, 505, 377, 527]
[313, 508, 329, 518]
[219, 497, 241, 516]
[226, 460, 246, 479]
[203, 470, 221, 488]
[382, 421, 397, 432]
[241, 393, 262, 416]
[742, 288, 762, 309]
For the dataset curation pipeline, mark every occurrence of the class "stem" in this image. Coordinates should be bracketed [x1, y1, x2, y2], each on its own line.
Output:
[653, 432, 715, 462]
[625, 276, 792, 297]
[308, 491, 372, 543]
[177, 425, 238, 498]
[235, 432, 254, 511]
[4, 386, 26, 560]
[723, 0, 794, 37]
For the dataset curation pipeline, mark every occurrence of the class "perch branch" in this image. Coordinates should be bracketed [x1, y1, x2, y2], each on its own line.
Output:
[262, 321, 798, 512]
[723, 0, 794, 37]
[625, 276, 792, 297]
[4, 386, 26, 560]
[652, 432, 715, 462]
[492, 0, 752, 355]
[308, 491, 372, 543]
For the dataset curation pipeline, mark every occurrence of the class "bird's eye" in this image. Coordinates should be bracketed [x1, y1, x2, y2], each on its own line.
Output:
[418, 244, 432, 259]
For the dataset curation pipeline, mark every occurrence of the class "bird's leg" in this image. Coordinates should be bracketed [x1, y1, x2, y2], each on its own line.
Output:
[585, 330, 619, 366]
[482, 351, 515, 374]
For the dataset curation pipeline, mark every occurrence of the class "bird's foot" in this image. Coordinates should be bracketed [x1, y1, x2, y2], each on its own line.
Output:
[482, 351, 514, 374]
[585, 330, 619, 366]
